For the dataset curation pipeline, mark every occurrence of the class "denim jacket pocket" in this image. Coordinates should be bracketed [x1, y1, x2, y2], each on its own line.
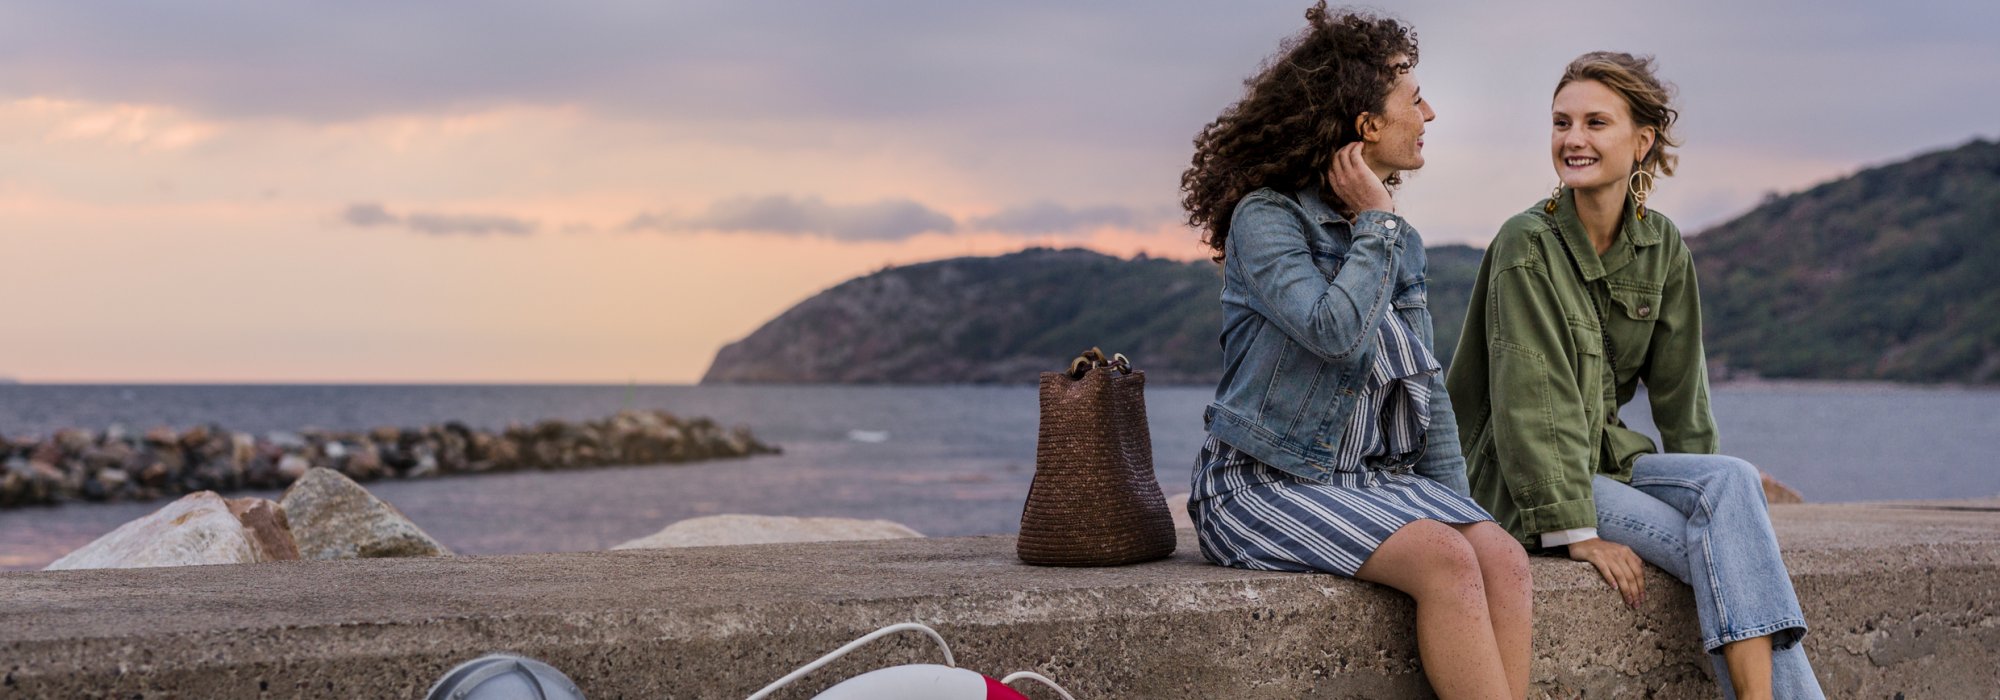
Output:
[1392, 281, 1427, 309]
[1310, 248, 1344, 281]
[1393, 282, 1431, 346]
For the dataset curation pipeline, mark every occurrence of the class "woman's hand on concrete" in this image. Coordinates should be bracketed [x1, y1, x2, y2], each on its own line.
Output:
[1567, 537, 1645, 608]
[1329, 142, 1394, 215]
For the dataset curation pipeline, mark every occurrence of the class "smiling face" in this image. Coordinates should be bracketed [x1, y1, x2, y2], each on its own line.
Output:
[1359, 56, 1436, 176]
[1551, 79, 1656, 192]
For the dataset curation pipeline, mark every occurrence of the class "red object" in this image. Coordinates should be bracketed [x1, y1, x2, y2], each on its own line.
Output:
[984, 675, 1032, 700]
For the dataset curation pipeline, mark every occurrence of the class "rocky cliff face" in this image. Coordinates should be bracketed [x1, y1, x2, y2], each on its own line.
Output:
[1690, 138, 2000, 383]
[702, 246, 1485, 385]
[706, 139, 2000, 386]
[703, 248, 1224, 384]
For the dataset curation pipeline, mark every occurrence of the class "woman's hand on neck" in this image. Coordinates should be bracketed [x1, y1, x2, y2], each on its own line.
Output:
[1571, 181, 1626, 255]
[1329, 142, 1396, 216]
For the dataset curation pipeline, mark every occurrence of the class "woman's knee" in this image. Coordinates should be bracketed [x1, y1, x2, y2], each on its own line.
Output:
[1416, 524, 1496, 600]
[1395, 521, 1487, 595]
[1715, 454, 1759, 480]
[1417, 519, 1483, 565]
[1463, 523, 1532, 593]
[1703, 455, 1765, 498]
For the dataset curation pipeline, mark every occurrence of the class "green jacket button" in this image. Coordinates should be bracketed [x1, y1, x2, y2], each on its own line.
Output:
[1638, 305, 1652, 317]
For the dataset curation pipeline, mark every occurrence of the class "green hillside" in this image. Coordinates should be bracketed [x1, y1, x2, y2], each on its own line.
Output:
[705, 138, 2000, 385]
[703, 245, 1482, 385]
[1690, 138, 2000, 383]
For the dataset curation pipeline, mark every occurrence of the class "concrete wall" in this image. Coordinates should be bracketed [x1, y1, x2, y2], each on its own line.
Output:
[2, 501, 1996, 698]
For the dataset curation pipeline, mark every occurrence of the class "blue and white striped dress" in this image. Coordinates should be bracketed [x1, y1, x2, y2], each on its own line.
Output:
[1189, 310, 1493, 577]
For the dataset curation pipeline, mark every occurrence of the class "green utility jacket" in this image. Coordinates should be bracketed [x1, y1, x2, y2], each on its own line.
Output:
[1445, 189, 1718, 547]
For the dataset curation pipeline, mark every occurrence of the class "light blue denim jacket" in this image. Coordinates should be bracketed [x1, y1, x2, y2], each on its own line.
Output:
[1204, 186, 1470, 494]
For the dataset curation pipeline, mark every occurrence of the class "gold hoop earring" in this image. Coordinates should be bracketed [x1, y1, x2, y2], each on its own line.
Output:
[1544, 184, 1562, 214]
[1629, 169, 1656, 219]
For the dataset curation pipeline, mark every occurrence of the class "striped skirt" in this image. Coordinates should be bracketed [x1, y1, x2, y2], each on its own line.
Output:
[1188, 435, 1493, 577]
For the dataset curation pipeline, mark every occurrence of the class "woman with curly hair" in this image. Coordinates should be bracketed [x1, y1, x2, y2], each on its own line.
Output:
[1446, 52, 1824, 698]
[1180, 4, 1530, 698]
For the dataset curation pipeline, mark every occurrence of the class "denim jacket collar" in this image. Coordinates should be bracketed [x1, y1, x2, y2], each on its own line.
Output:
[1294, 187, 1344, 228]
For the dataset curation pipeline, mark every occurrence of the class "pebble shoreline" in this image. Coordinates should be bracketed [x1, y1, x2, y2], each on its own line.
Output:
[0, 409, 778, 509]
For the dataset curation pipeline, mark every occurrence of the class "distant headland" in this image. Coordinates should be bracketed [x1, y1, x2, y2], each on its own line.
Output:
[705, 138, 2000, 386]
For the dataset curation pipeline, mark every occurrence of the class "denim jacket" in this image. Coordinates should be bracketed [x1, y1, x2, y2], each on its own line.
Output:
[1204, 187, 1470, 495]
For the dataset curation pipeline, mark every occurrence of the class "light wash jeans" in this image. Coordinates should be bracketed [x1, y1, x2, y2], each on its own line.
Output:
[1594, 452, 1825, 699]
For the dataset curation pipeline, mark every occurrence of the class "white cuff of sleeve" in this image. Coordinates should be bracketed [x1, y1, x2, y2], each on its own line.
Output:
[1540, 527, 1600, 548]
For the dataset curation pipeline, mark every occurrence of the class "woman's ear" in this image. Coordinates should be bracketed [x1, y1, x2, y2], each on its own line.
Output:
[1635, 126, 1658, 166]
[1355, 113, 1381, 144]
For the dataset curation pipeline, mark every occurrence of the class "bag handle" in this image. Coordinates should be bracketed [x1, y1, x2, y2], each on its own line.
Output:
[1065, 347, 1132, 379]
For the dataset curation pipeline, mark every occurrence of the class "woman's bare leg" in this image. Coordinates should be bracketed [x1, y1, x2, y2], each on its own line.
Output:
[1452, 522, 1533, 699]
[1721, 635, 1774, 700]
[1355, 519, 1512, 700]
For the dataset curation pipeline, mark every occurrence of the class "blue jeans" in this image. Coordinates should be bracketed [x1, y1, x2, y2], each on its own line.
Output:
[1594, 453, 1825, 699]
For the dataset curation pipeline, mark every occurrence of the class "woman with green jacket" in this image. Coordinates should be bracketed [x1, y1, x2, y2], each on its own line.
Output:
[1445, 53, 1824, 699]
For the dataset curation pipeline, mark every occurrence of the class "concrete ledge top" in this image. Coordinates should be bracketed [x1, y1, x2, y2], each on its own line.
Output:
[2, 501, 1997, 698]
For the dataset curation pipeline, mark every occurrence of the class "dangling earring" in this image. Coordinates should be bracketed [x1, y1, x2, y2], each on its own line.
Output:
[1544, 184, 1562, 214]
[1629, 169, 1655, 220]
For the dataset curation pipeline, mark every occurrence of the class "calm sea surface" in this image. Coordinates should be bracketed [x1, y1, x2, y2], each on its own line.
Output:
[2, 382, 1995, 570]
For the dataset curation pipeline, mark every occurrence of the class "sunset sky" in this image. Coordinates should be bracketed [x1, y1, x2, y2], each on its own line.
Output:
[2, 1, 1994, 383]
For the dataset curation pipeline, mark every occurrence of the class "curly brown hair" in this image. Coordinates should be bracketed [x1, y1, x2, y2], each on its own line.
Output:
[1180, 2, 1418, 260]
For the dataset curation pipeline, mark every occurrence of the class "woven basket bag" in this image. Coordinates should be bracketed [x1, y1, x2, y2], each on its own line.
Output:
[1016, 348, 1177, 566]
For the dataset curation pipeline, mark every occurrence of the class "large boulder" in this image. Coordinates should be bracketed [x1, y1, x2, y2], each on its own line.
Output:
[1761, 471, 1805, 504]
[226, 496, 302, 562]
[44, 492, 299, 570]
[280, 468, 452, 560]
[612, 514, 923, 550]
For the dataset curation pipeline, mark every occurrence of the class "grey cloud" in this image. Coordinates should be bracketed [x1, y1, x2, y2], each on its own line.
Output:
[0, 2, 1286, 152]
[9, 2, 1992, 152]
[8, 1, 1994, 179]
[339, 203, 537, 236]
[630, 195, 956, 241]
[342, 202, 398, 227]
[969, 201, 1145, 234]
[18, 1, 2000, 242]
[405, 212, 537, 236]
[622, 212, 674, 232]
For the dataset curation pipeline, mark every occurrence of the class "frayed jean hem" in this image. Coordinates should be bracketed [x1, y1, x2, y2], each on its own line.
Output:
[1705, 618, 1807, 655]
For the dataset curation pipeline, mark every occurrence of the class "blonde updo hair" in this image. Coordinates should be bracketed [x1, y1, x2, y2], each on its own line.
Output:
[1556, 52, 1680, 178]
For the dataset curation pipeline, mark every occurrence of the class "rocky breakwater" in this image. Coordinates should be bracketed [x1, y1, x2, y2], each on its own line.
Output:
[47, 467, 450, 569]
[0, 409, 778, 509]
[47, 468, 928, 570]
